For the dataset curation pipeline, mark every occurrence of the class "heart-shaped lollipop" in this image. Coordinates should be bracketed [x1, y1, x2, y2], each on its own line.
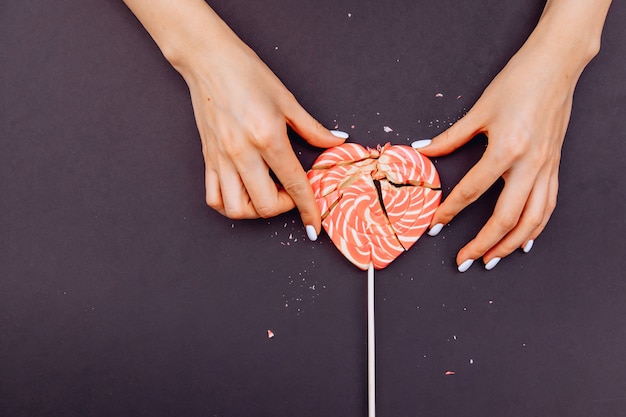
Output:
[308, 142, 441, 270]
[308, 142, 441, 417]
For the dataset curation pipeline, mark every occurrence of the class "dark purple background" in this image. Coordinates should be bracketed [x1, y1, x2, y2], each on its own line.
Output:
[1, 1, 625, 416]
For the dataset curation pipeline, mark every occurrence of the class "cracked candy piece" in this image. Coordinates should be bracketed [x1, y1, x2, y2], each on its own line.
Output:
[308, 143, 441, 270]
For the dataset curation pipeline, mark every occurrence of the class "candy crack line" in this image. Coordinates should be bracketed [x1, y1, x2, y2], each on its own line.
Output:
[313, 146, 440, 250]
[320, 172, 434, 253]
[373, 178, 407, 251]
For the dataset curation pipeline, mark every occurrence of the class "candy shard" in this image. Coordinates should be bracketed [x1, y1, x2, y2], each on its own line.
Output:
[308, 143, 441, 270]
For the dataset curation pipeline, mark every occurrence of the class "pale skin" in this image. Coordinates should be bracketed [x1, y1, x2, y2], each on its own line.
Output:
[418, 0, 612, 271]
[123, 0, 348, 242]
[124, 0, 611, 272]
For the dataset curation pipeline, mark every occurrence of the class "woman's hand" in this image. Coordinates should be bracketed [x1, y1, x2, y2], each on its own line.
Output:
[415, 0, 611, 272]
[177, 25, 347, 240]
[124, 0, 347, 240]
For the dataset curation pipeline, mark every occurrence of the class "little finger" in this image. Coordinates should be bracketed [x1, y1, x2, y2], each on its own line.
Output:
[455, 166, 535, 271]
[482, 171, 551, 269]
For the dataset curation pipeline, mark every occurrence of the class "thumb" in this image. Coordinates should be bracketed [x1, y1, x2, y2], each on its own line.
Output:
[413, 111, 482, 157]
[285, 101, 348, 149]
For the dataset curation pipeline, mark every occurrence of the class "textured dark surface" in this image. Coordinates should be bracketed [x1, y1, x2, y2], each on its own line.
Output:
[1, 1, 625, 416]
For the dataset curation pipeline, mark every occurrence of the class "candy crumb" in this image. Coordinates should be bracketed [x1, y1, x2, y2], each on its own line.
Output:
[383, 126, 393, 133]
[267, 330, 275, 339]
[435, 93, 444, 98]
[445, 371, 455, 375]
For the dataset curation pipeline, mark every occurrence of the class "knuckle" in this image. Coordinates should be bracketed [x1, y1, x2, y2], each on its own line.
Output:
[222, 139, 246, 159]
[251, 136, 277, 154]
[251, 132, 273, 150]
[282, 181, 310, 203]
[525, 212, 544, 231]
[223, 205, 249, 220]
[249, 122, 281, 151]
[505, 139, 528, 161]
[255, 137, 276, 153]
[494, 130, 532, 161]
[256, 204, 281, 219]
[205, 194, 222, 210]
[457, 185, 480, 204]
[494, 213, 519, 232]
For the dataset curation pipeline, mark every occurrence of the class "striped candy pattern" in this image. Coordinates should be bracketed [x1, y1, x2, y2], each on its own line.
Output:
[308, 143, 441, 270]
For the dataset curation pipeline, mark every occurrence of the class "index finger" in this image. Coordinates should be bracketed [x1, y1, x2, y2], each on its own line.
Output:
[234, 150, 297, 218]
[431, 148, 507, 227]
[261, 134, 322, 238]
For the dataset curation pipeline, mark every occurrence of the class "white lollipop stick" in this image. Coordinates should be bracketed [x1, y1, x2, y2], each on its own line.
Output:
[367, 262, 376, 417]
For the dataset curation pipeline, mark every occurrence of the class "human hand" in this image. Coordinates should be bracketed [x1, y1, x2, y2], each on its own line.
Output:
[414, 2, 606, 271]
[178, 33, 347, 240]
[124, 0, 347, 240]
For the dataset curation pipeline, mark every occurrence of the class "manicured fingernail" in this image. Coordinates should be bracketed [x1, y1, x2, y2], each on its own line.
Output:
[523, 239, 534, 253]
[305, 225, 318, 241]
[485, 257, 501, 271]
[411, 139, 432, 149]
[330, 130, 349, 139]
[428, 223, 444, 237]
[458, 259, 474, 273]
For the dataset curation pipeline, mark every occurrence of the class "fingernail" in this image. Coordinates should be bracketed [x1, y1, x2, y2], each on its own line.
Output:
[428, 223, 444, 237]
[458, 259, 474, 273]
[411, 139, 432, 149]
[330, 130, 349, 139]
[305, 225, 318, 241]
[485, 257, 501, 271]
[523, 239, 534, 253]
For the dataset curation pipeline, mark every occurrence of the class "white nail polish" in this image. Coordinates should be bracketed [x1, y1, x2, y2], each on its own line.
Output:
[411, 139, 432, 149]
[428, 223, 444, 237]
[458, 259, 474, 273]
[305, 225, 318, 241]
[485, 257, 501, 271]
[523, 239, 534, 253]
[330, 130, 349, 139]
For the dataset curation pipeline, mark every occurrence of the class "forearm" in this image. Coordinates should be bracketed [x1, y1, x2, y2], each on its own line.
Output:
[123, 0, 242, 71]
[526, 0, 612, 73]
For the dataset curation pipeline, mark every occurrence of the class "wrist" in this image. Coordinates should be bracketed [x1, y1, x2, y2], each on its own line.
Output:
[531, 0, 611, 67]
[125, 0, 239, 74]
